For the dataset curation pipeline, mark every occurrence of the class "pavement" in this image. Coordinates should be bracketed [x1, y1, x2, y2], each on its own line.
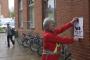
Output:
[0, 33, 41, 60]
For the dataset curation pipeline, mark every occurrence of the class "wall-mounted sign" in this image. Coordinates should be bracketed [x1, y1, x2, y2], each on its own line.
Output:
[74, 17, 83, 39]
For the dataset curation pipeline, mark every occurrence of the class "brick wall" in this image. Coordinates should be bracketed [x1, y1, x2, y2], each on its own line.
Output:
[15, 0, 19, 30]
[56, 0, 90, 60]
[0, 0, 9, 17]
[15, 0, 90, 60]
[15, 0, 43, 34]
[35, 0, 43, 33]
[23, 0, 28, 30]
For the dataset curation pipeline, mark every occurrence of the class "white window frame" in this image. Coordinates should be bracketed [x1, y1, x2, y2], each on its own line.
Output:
[28, 0, 35, 29]
[19, 0, 23, 11]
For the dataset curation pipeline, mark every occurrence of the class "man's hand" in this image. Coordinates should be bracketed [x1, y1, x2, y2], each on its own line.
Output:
[70, 17, 79, 24]
[74, 36, 79, 41]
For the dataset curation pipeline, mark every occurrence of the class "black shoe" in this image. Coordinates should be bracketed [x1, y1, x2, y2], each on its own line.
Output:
[12, 41, 15, 45]
[8, 45, 10, 48]
[13, 41, 15, 45]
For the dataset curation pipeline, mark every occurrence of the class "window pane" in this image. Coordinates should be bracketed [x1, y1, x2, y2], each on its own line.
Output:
[29, 6, 35, 28]
[19, 0, 23, 10]
[48, 0, 55, 19]
[27, 0, 35, 29]
[31, 0, 34, 4]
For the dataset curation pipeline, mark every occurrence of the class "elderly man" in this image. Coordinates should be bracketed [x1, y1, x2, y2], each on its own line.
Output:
[42, 17, 78, 60]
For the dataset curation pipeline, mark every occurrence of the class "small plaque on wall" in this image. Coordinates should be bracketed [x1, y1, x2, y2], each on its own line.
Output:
[74, 17, 83, 39]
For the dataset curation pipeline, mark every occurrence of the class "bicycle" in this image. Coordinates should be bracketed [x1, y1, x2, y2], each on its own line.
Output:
[60, 44, 72, 60]
[29, 33, 43, 56]
[17, 33, 31, 48]
[17, 32, 43, 56]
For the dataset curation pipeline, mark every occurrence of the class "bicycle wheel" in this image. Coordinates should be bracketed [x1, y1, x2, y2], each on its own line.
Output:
[30, 38, 41, 52]
[30, 42, 39, 52]
[16, 37, 23, 46]
[37, 47, 42, 56]
[22, 38, 31, 48]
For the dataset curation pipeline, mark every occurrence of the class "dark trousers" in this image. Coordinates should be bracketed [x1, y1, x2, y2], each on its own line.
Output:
[7, 35, 15, 47]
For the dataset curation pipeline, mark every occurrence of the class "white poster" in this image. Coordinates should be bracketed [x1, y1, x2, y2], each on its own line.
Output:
[74, 17, 83, 38]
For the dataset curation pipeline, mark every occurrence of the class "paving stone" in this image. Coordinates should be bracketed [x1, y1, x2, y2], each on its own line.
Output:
[0, 33, 41, 60]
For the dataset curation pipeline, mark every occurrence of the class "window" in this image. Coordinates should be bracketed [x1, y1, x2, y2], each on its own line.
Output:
[18, 0, 24, 28]
[48, 0, 55, 19]
[27, 0, 35, 29]
[42, 0, 56, 29]
[42, 0, 48, 19]
[42, 0, 55, 19]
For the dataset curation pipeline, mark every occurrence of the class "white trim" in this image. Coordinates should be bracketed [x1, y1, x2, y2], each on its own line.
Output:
[19, 0, 23, 11]
[28, 0, 35, 29]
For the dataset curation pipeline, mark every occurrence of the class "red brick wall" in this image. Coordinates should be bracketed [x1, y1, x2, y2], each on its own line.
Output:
[1, 0, 9, 17]
[25, 0, 43, 33]
[15, 0, 43, 34]
[56, 0, 90, 60]
[23, 0, 28, 30]
[15, 0, 90, 59]
[56, 0, 73, 36]
[35, 0, 43, 33]
[15, 0, 19, 30]
[15, 0, 24, 35]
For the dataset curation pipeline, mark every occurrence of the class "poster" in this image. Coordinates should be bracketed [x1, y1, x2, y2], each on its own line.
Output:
[74, 17, 83, 38]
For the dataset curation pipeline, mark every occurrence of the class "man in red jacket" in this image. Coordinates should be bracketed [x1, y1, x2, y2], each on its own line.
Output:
[42, 17, 78, 60]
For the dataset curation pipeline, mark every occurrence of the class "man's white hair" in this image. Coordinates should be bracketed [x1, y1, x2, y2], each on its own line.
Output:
[43, 17, 55, 30]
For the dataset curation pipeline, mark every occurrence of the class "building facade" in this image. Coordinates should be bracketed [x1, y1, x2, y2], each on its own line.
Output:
[0, 0, 9, 18]
[15, 0, 90, 60]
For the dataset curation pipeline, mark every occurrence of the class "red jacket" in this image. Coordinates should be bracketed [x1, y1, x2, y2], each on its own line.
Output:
[42, 22, 74, 60]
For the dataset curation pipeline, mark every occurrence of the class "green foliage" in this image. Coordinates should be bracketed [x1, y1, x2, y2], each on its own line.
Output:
[9, 11, 15, 18]
[0, 27, 4, 32]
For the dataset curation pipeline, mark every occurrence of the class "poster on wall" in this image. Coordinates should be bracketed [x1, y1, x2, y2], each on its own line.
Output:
[74, 17, 83, 39]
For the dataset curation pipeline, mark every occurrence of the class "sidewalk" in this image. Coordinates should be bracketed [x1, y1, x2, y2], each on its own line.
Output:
[0, 33, 41, 60]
